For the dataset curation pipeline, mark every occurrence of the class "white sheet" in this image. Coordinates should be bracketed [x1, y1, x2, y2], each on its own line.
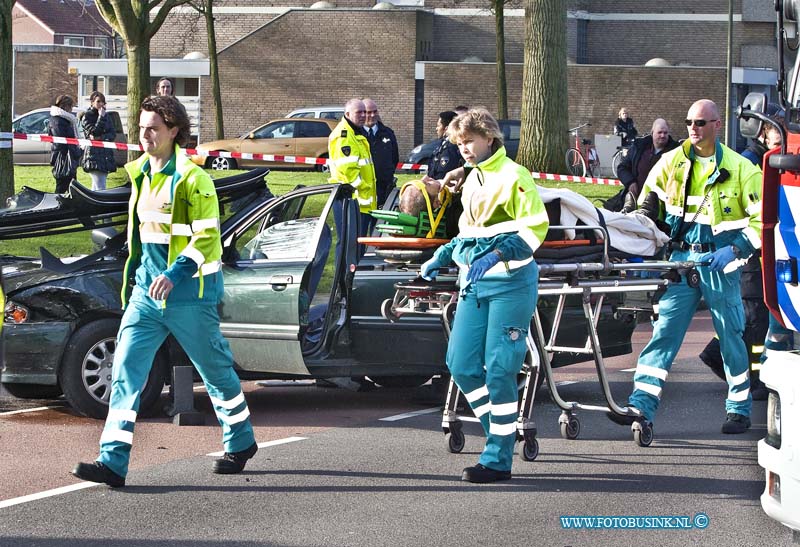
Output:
[536, 186, 670, 257]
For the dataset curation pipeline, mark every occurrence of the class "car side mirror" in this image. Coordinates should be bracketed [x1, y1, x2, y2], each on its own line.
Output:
[248, 132, 255, 140]
[738, 92, 767, 139]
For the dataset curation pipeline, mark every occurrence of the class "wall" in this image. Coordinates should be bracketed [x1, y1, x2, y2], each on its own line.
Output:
[13, 45, 102, 116]
[203, 9, 424, 155]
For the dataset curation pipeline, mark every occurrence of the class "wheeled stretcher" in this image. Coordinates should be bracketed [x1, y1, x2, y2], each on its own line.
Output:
[371, 224, 706, 459]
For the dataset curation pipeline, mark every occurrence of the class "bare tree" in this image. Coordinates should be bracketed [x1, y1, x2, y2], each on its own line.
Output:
[189, 0, 224, 139]
[94, 0, 192, 160]
[0, 0, 14, 202]
[516, 0, 567, 173]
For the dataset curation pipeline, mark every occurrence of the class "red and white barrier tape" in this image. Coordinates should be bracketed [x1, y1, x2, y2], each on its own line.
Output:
[0, 132, 621, 184]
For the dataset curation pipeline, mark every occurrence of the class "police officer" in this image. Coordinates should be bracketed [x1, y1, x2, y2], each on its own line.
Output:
[72, 96, 257, 487]
[610, 99, 762, 434]
[426, 111, 464, 181]
[363, 98, 399, 208]
[328, 98, 377, 259]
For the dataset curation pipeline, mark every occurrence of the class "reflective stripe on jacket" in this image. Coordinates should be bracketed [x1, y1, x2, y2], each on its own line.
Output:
[328, 117, 377, 213]
[121, 144, 223, 307]
[639, 139, 762, 256]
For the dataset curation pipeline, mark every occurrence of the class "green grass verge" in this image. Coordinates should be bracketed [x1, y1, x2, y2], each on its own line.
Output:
[4, 166, 619, 258]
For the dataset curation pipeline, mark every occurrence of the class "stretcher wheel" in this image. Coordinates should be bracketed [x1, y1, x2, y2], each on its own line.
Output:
[381, 299, 399, 323]
[520, 437, 539, 462]
[633, 421, 654, 447]
[444, 301, 457, 326]
[686, 268, 701, 288]
[446, 430, 465, 453]
[560, 416, 581, 440]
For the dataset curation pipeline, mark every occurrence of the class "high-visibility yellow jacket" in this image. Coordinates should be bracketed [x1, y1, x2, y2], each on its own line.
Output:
[640, 139, 762, 256]
[122, 145, 223, 307]
[328, 117, 377, 213]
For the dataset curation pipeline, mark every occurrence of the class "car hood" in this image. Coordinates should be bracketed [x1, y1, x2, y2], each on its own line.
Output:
[1, 254, 120, 294]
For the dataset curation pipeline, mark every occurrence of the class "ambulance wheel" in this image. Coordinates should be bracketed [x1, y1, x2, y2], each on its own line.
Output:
[686, 268, 701, 288]
[633, 421, 654, 447]
[59, 318, 167, 420]
[381, 299, 398, 322]
[446, 430, 465, 453]
[560, 416, 581, 440]
[520, 438, 539, 462]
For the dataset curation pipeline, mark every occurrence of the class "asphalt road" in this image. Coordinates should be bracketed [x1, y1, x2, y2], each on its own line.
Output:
[0, 311, 795, 547]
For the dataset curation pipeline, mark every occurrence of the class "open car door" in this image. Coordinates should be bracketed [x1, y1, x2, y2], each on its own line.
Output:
[219, 183, 352, 375]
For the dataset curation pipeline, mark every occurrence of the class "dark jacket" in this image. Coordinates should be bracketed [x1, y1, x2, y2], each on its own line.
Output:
[613, 117, 638, 146]
[48, 111, 81, 179]
[427, 137, 464, 180]
[365, 121, 399, 205]
[741, 140, 768, 167]
[616, 134, 679, 189]
[80, 107, 117, 174]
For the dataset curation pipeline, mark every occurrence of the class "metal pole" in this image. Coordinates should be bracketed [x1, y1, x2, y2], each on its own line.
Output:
[725, 0, 733, 146]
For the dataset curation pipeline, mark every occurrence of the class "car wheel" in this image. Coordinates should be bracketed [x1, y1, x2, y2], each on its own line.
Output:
[58, 319, 167, 419]
[370, 375, 433, 389]
[207, 155, 236, 170]
[1, 382, 62, 399]
[316, 154, 329, 173]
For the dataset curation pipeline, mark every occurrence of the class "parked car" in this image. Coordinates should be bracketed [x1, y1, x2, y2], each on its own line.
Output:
[406, 119, 521, 166]
[11, 107, 128, 167]
[286, 106, 344, 120]
[191, 118, 336, 171]
[0, 171, 638, 419]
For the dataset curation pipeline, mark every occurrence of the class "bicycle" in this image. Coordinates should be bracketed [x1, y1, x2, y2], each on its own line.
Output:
[610, 145, 626, 178]
[565, 123, 600, 177]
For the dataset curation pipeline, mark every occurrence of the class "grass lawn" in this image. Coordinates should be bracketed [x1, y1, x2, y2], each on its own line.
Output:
[4, 165, 619, 258]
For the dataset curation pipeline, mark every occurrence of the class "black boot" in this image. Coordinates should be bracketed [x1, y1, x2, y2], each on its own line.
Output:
[699, 338, 727, 381]
[213, 442, 258, 474]
[461, 464, 511, 483]
[71, 462, 125, 487]
[636, 191, 660, 222]
[621, 191, 637, 214]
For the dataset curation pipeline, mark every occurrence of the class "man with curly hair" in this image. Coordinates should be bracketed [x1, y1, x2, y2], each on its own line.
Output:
[72, 96, 257, 487]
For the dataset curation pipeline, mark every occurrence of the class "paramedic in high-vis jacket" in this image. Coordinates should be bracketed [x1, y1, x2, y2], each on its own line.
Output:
[609, 99, 762, 435]
[328, 98, 377, 258]
[421, 109, 549, 483]
[72, 96, 257, 487]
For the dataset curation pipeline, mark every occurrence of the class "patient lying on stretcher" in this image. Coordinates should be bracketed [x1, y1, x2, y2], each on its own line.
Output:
[380, 178, 669, 258]
[372, 179, 462, 239]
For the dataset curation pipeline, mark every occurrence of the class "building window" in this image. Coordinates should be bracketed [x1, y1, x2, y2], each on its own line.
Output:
[95, 36, 111, 57]
[63, 36, 85, 47]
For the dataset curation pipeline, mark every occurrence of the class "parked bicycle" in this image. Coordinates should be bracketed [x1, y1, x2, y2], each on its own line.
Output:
[565, 123, 600, 177]
[610, 144, 626, 178]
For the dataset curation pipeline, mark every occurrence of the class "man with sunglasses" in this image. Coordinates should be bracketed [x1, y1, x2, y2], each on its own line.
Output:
[609, 99, 762, 435]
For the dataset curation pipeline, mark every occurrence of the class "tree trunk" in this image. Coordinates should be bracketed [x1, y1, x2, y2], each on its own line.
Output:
[205, 0, 224, 140]
[0, 0, 15, 202]
[125, 42, 150, 162]
[495, 0, 507, 120]
[517, 0, 568, 174]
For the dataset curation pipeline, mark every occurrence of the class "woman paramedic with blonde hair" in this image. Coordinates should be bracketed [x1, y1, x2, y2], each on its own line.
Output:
[420, 108, 549, 483]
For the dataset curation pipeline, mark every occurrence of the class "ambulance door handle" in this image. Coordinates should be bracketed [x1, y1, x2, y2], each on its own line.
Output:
[269, 275, 292, 291]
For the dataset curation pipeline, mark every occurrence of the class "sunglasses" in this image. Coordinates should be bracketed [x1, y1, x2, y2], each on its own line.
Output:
[685, 119, 718, 127]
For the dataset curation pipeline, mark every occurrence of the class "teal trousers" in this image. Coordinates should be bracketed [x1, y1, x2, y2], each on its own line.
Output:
[446, 280, 538, 472]
[97, 292, 255, 477]
[630, 249, 751, 422]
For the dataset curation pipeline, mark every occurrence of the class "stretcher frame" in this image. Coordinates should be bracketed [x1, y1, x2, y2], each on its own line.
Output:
[379, 224, 705, 458]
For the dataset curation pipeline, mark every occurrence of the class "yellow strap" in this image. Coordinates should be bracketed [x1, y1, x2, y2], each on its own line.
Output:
[399, 180, 452, 238]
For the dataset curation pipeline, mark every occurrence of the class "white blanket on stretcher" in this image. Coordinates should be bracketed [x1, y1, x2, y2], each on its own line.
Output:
[536, 186, 670, 257]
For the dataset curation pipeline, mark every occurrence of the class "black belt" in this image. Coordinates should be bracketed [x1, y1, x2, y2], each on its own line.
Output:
[671, 241, 716, 253]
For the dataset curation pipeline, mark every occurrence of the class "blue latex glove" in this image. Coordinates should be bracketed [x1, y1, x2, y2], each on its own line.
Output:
[704, 245, 737, 272]
[466, 252, 501, 283]
[420, 257, 442, 281]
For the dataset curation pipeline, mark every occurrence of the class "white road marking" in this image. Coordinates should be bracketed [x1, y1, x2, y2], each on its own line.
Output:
[0, 482, 97, 509]
[379, 407, 442, 422]
[206, 436, 307, 457]
[0, 405, 64, 416]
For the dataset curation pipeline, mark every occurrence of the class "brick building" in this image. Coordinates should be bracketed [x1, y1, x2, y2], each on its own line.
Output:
[147, 0, 779, 160]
